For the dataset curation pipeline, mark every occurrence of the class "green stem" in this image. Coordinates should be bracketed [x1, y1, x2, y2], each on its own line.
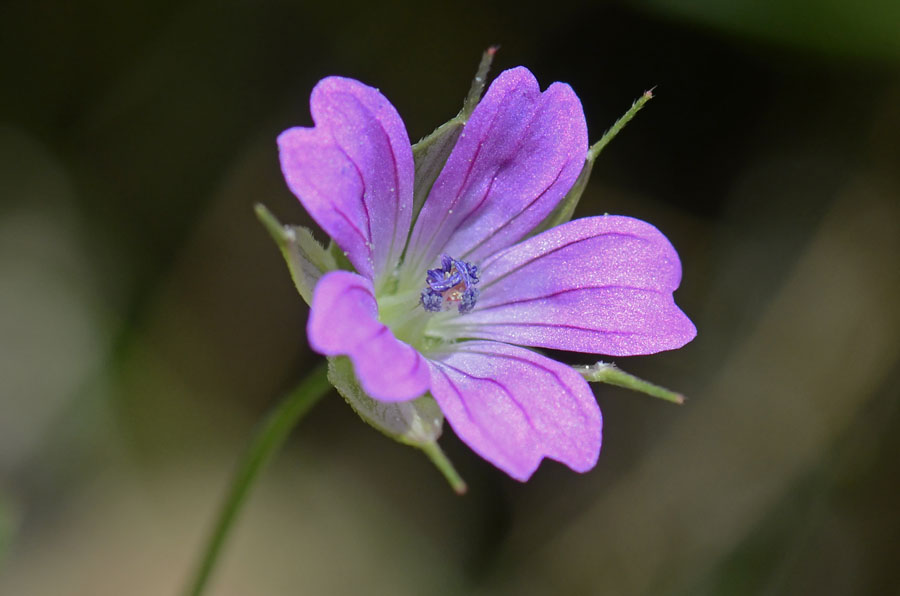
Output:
[588, 89, 654, 160]
[183, 362, 331, 596]
[420, 441, 468, 495]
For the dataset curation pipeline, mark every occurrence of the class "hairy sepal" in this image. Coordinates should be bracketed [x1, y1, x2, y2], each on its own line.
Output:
[327, 356, 444, 446]
[528, 155, 595, 237]
[410, 47, 496, 221]
[575, 361, 685, 405]
[255, 203, 337, 305]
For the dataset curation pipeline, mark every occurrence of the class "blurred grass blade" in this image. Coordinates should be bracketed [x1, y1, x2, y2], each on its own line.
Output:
[183, 363, 331, 596]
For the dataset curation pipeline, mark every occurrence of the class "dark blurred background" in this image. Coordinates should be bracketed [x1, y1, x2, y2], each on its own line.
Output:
[1, 0, 899, 594]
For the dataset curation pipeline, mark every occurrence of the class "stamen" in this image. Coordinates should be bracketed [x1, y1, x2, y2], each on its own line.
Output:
[420, 255, 480, 314]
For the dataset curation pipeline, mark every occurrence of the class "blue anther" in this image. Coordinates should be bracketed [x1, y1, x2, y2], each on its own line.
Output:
[459, 287, 479, 313]
[419, 254, 480, 314]
[420, 289, 444, 312]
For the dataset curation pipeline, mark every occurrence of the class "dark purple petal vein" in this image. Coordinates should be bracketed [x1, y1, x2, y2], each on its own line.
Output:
[405, 67, 588, 276]
[278, 77, 413, 283]
[427, 341, 601, 481]
[437, 216, 697, 355]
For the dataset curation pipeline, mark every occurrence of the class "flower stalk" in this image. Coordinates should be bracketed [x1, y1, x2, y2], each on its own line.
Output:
[420, 442, 468, 495]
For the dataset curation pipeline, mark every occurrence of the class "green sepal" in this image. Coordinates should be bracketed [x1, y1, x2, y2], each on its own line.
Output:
[410, 47, 497, 221]
[529, 90, 654, 237]
[530, 156, 598, 236]
[327, 357, 467, 493]
[575, 361, 685, 405]
[255, 203, 337, 305]
[326, 239, 355, 272]
[412, 120, 464, 220]
[327, 356, 444, 446]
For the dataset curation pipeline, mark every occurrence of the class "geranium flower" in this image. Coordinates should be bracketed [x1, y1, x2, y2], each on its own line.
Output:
[276, 66, 696, 481]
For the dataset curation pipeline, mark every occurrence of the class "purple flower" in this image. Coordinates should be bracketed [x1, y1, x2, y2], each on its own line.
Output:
[277, 67, 696, 481]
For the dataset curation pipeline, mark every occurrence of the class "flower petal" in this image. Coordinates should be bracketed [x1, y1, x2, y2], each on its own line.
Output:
[278, 77, 414, 284]
[427, 341, 601, 481]
[404, 67, 588, 278]
[308, 271, 429, 401]
[437, 215, 697, 355]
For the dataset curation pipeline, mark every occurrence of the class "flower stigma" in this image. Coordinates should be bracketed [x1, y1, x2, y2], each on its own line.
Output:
[420, 255, 480, 314]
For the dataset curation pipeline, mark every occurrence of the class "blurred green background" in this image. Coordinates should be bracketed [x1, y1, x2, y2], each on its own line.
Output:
[1, 0, 899, 594]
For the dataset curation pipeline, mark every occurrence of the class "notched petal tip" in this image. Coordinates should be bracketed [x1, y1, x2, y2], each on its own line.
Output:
[404, 65, 589, 276]
[277, 76, 415, 283]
